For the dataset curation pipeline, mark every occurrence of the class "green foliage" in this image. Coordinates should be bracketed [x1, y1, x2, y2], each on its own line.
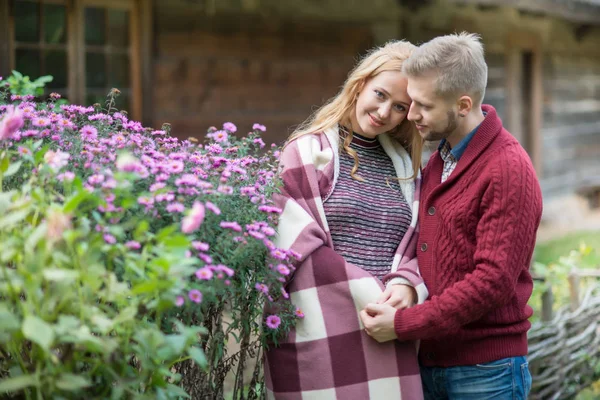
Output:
[5, 70, 54, 97]
[0, 89, 297, 398]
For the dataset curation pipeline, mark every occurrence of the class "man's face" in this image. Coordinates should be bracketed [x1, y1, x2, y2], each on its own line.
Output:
[406, 74, 458, 142]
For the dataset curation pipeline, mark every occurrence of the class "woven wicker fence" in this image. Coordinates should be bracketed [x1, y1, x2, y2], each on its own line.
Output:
[529, 270, 600, 399]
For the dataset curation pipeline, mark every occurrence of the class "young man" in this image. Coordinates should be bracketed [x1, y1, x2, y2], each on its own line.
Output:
[360, 32, 543, 399]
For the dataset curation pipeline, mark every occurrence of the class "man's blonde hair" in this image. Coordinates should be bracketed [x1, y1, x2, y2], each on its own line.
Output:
[288, 40, 423, 180]
[403, 32, 488, 105]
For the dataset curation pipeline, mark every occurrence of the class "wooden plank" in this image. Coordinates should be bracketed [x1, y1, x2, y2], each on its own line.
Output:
[0, 0, 10, 77]
[139, 0, 153, 126]
[129, 0, 142, 122]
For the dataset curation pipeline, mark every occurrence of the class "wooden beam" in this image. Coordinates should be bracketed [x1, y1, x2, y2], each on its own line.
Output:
[139, 0, 153, 126]
[129, 0, 142, 122]
[0, 0, 9, 77]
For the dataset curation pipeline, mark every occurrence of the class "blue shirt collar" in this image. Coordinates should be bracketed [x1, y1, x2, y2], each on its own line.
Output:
[437, 113, 485, 161]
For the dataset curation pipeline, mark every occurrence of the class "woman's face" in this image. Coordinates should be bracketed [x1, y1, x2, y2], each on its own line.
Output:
[350, 70, 411, 139]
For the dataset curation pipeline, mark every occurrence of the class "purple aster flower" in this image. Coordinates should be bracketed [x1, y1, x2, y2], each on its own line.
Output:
[252, 123, 266, 132]
[205, 201, 221, 215]
[276, 264, 290, 276]
[220, 221, 242, 232]
[80, 125, 98, 141]
[195, 267, 214, 281]
[265, 315, 281, 329]
[192, 241, 209, 252]
[181, 202, 205, 233]
[166, 202, 185, 213]
[188, 289, 203, 304]
[223, 122, 237, 133]
[104, 234, 117, 244]
[125, 241, 141, 250]
[175, 296, 185, 307]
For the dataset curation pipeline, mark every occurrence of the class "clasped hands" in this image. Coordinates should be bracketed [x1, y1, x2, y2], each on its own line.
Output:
[359, 284, 416, 343]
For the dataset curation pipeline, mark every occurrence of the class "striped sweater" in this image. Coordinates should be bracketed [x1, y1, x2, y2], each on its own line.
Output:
[265, 127, 428, 399]
[324, 132, 413, 280]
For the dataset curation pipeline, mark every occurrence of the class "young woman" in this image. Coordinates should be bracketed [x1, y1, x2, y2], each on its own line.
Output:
[265, 41, 428, 400]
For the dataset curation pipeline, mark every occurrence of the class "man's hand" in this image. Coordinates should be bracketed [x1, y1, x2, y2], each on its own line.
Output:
[359, 303, 398, 343]
[376, 284, 416, 309]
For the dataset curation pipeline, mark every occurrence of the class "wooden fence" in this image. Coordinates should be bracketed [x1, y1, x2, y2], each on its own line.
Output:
[528, 269, 600, 399]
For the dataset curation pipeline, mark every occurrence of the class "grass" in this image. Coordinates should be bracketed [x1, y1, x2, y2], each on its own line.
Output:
[535, 230, 600, 268]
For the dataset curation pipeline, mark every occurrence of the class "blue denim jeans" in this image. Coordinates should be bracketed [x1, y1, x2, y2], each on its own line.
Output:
[420, 356, 532, 399]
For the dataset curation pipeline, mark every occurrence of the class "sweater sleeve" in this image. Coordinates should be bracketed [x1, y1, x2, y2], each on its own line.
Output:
[393, 150, 542, 341]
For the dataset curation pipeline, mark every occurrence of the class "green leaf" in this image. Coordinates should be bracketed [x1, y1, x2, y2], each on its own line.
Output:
[131, 280, 158, 295]
[0, 306, 20, 331]
[32, 139, 44, 150]
[22, 316, 54, 351]
[0, 209, 30, 229]
[164, 384, 191, 399]
[63, 191, 89, 213]
[25, 222, 47, 252]
[163, 234, 190, 249]
[3, 161, 22, 178]
[55, 374, 90, 391]
[43, 268, 79, 283]
[0, 155, 9, 173]
[0, 375, 37, 393]
[11, 70, 23, 79]
[165, 334, 187, 354]
[134, 220, 150, 240]
[188, 347, 207, 369]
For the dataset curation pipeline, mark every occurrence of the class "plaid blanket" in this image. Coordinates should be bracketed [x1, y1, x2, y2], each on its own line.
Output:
[265, 128, 427, 399]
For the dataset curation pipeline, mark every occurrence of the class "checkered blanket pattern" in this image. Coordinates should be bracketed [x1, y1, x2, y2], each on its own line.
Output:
[264, 128, 427, 399]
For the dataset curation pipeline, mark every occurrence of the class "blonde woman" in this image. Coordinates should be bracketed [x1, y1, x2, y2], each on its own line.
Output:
[265, 41, 428, 400]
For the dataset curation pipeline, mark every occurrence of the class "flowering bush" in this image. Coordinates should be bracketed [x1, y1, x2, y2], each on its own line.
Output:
[0, 83, 298, 398]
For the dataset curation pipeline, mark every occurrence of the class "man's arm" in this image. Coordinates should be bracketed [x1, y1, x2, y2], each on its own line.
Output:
[362, 152, 542, 342]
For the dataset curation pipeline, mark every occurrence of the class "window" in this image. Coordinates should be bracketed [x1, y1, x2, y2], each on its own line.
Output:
[13, 0, 68, 95]
[6, 0, 142, 119]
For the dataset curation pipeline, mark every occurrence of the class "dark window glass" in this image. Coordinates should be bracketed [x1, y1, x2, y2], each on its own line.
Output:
[43, 4, 66, 44]
[45, 50, 67, 88]
[85, 7, 106, 45]
[15, 48, 41, 78]
[86, 52, 106, 88]
[108, 10, 129, 47]
[109, 53, 129, 88]
[15, 1, 39, 43]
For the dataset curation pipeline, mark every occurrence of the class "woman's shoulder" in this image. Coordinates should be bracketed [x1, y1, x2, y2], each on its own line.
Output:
[281, 130, 338, 168]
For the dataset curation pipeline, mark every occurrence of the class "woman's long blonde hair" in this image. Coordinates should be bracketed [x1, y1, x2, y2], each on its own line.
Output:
[287, 40, 423, 180]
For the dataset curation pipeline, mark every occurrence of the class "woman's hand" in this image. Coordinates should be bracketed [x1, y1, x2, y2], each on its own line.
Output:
[376, 284, 416, 309]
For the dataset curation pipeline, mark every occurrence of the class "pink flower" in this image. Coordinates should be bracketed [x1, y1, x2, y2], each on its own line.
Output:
[166, 202, 185, 213]
[255, 282, 269, 295]
[44, 150, 70, 172]
[295, 308, 305, 319]
[220, 221, 242, 232]
[252, 123, 266, 132]
[175, 296, 185, 307]
[215, 264, 234, 277]
[188, 289, 203, 304]
[181, 202, 206, 233]
[205, 202, 221, 215]
[45, 208, 72, 242]
[223, 122, 237, 133]
[125, 241, 141, 250]
[213, 130, 229, 143]
[80, 125, 98, 141]
[0, 106, 24, 140]
[262, 227, 276, 236]
[17, 146, 31, 156]
[192, 241, 209, 252]
[270, 248, 287, 260]
[276, 264, 290, 276]
[32, 117, 50, 127]
[265, 315, 281, 329]
[258, 205, 282, 214]
[253, 138, 266, 148]
[57, 171, 75, 182]
[104, 233, 117, 244]
[195, 267, 214, 280]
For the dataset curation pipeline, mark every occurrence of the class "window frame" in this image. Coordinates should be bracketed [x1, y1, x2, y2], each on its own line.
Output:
[5, 0, 144, 122]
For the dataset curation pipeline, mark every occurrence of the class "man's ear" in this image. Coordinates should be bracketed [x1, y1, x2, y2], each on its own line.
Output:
[457, 95, 473, 117]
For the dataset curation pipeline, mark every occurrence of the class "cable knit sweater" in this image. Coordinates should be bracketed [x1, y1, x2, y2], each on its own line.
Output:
[389, 105, 543, 367]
